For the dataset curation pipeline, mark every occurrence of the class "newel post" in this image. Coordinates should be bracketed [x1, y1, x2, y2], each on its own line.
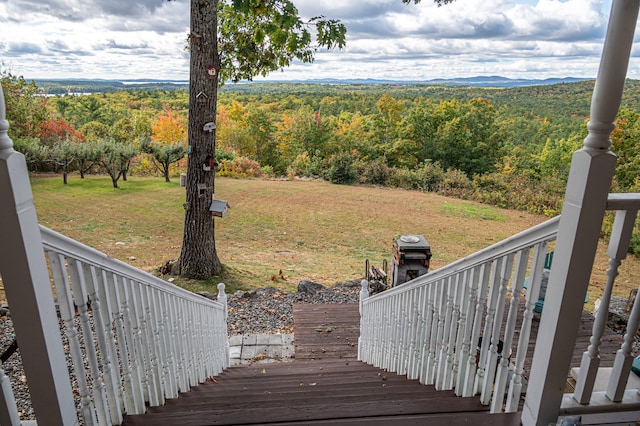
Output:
[0, 85, 77, 424]
[521, 1, 639, 425]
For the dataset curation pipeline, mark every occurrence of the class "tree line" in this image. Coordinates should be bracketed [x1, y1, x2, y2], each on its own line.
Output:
[5, 73, 640, 226]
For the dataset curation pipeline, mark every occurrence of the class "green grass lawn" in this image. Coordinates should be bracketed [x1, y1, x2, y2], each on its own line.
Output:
[23, 173, 640, 307]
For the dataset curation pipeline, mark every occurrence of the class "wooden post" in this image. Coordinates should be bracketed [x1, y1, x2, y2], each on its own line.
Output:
[521, 1, 640, 424]
[0, 86, 77, 423]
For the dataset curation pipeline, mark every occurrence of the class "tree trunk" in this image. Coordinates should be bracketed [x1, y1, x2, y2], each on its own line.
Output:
[163, 163, 171, 183]
[178, 0, 222, 279]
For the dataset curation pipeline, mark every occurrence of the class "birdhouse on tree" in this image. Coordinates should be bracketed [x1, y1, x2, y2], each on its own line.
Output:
[203, 156, 217, 171]
[209, 199, 230, 218]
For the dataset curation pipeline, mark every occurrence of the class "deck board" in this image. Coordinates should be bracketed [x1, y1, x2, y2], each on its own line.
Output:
[122, 301, 624, 425]
[293, 303, 360, 360]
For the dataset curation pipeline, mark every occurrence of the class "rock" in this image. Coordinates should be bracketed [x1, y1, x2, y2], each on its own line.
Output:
[234, 290, 250, 299]
[297, 280, 326, 295]
[0, 304, 9, 317]
[594, 296, 633, 332]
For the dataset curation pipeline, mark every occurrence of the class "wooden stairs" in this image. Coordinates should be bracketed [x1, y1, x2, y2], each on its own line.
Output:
[122, 303, 520, 425]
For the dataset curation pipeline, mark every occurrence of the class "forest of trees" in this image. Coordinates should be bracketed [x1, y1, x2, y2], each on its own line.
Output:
[5, 73, 640, 248]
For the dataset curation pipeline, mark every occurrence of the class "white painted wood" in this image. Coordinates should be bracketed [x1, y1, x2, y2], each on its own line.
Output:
[48, 252, 98, 425]
[575, 209, 637, 404]
[67, 258, 110, 425]
[464, 262, 490, 397]
[475, 258, 501, 397]
[506, 241, 548, 412]
[435, 279, 449, 390]
[561, 390, 640, 414]
[482, 254, 514, 405]
[85, 264, 123, 424]
[94, 267, 126, 421]
[0, 85, 77, 425]
[0, 366, 21, 426]
[492, 248, 529, 413]
[444, 274, 462, 390]
[522, 2, 639, 424]
[457, 267, 479, 396]
[454, 269, 471, 396]
[607, 274, 640, 401]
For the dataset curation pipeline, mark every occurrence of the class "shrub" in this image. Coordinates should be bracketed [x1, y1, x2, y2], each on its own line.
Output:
[287, 151, 323, 178]
[358, 158, 392, 186]
[388, 167, 422, 190]
[323, 151, 358, 184]
[217, 155, 263, 178]
[436, 169, 474, 198]
[414, 161, 446, 191]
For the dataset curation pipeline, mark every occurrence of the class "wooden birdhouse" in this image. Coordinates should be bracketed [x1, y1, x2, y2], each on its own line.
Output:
[203, 156, 217, 171]
[209, 199, 230, 218]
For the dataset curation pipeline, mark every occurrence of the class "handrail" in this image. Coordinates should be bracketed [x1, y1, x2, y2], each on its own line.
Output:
[363, 215, 560, 302]
[38, 224, 230, 425]
[40, 225, 214, 306]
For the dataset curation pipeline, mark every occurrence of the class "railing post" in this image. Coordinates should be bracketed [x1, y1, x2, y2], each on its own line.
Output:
[358, 280, 368, 360]
[522, 1, 639, 424]
[0, 86, 77, 423]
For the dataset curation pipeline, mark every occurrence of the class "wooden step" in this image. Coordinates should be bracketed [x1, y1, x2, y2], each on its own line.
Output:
[122, 359, 506, 426]
[121, 303, 521, 426]
[293, 303, 360, 360]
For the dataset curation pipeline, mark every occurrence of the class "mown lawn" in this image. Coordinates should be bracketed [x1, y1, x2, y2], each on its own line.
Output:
[5, 173, 638, 308]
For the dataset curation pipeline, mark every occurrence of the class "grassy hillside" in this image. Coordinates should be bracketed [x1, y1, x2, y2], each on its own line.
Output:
[5, 175, 638, 309]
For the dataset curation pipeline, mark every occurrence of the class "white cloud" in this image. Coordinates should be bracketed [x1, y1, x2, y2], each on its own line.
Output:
[0, 0, 632, 82]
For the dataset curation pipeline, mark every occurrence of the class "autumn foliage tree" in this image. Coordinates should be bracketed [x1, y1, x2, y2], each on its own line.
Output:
[141, 106, 187, 182]
[38, 118, 84, 146]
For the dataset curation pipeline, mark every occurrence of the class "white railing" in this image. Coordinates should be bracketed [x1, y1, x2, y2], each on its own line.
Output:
[359, 215, 559, 413]
[561, 194, 640, 416]
[38, 225, 229, 425]
[359, 193, 640, 417]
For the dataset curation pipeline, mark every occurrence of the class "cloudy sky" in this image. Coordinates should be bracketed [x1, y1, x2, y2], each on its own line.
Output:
[0, 0, 629, 82]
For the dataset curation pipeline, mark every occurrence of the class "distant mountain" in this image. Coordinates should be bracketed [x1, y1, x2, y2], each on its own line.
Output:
[32, 76, 592, 93]
[265, 76, 592, 88]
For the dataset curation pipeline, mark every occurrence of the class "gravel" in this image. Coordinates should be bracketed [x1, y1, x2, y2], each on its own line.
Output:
[0, 279, 363, 421]
[227, 280, 362, 335]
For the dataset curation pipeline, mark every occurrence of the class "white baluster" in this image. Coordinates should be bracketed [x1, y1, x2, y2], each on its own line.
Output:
[475, 258, 502, 396]
[573, 209, 637, 403]
[141, 285, 164, 405]
[506, 241, 548, 412]
[444, 273, 463, 390]
[408, 286, 425, 380]
[47, 252, 97, 425]
[607, 258, 640, 401]
[132, 283, 159, 406]
[398, 290, 410, 375]
[482, 253, 514, 405]
[158, 291, 177, 398]
[456, 268, 476, 396]
[108, 273, 141, 414]
[0, 366, 21, 426]
[464, 262, 491, 397]
[435, 279, 450, 389]
[358, 280, 369, 362]
[492, 249, 529, 413]
[422, 283, 439, 385]
[418, 284, 433, 384]
[93, 268, 125, 420]
[117, 277, 146, 412]
[67, 259, 110, 425]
